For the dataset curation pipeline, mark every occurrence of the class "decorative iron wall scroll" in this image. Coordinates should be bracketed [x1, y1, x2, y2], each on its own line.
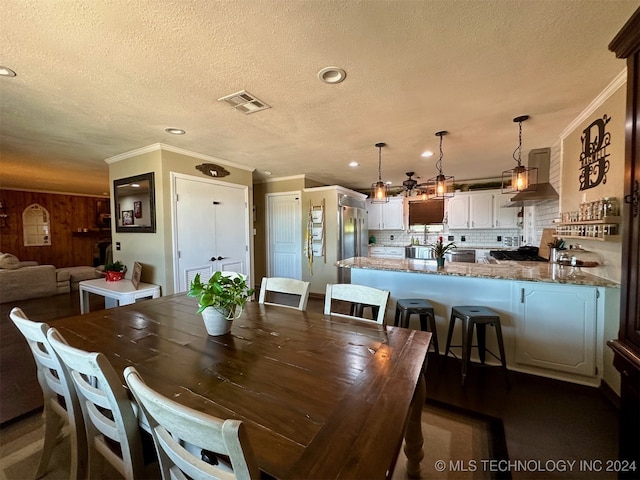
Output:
[579, 114, 611, 191]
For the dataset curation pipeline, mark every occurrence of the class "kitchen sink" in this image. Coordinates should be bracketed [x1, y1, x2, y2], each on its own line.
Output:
[405, 246, 435, 259]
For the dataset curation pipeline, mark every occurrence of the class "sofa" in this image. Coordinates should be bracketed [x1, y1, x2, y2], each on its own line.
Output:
[0, 253, 71, 303]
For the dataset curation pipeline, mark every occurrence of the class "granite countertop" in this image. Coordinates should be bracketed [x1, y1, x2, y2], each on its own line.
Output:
[336, 257, 619, 288]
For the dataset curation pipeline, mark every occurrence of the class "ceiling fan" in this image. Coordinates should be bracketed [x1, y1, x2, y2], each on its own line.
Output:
[402, 172, 428, 195]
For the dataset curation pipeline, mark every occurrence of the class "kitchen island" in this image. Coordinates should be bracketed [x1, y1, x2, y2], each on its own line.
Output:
[337, 257, 620, 386]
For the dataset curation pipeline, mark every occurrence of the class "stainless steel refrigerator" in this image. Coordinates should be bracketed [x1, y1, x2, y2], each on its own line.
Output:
[337, 194, 368, 284]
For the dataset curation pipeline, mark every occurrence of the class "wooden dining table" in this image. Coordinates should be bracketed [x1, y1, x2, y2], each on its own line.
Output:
[53, 293, 431, 479]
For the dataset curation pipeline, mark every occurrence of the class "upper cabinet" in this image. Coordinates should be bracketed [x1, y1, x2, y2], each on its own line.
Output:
[367, 197, 404, 230]
[469, 193, 494, 229]
[447, 195, 470, 228]
[494, 194, 519, 228]
[446, 190, 519, 229]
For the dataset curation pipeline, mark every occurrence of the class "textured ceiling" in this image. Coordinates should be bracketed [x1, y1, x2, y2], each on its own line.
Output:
[1, 0, 638, 196]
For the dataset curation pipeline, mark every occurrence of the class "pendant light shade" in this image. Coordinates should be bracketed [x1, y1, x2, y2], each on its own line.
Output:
[502, 115, 538, 194]
[371, 142, 389, 203]
[426, 131, 454, 199]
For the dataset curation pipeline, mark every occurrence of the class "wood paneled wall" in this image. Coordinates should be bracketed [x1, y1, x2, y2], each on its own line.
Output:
[0, 189, 111, 268]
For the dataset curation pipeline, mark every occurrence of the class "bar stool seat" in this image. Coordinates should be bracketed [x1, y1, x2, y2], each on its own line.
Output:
[444, 306, 509, 387]
[394, 299, 439, 357]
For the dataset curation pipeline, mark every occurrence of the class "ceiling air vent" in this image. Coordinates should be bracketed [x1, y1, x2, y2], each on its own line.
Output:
[217, 90, 271, 114]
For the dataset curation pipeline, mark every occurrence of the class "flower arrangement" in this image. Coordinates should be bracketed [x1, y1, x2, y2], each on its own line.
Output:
[104, 261, 126, 281]
[431, 236, 456, 258]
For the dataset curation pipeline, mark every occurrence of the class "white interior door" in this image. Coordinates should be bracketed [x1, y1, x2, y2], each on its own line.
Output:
[267, 192, 301, 279]
[173, 174, 250, 292]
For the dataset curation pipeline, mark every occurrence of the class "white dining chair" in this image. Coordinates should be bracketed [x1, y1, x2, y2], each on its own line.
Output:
[46, 328, 148, 480]
[124, 366, 260, 480]
[324, 283, 390, 324]
[258, 277, 311, 310]
[9, 308, 87, 480]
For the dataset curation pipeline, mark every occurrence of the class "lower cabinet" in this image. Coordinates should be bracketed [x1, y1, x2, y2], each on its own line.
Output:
[368, 246, 405, 259]
[515, 282, 597, 377]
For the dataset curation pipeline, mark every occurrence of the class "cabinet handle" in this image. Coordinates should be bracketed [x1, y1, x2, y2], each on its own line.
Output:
[520, 288, 525, 303]
[624, 179, 639, 217]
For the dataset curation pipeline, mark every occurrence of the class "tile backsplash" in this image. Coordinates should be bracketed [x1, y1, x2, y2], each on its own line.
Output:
[369, 228, 520, 248]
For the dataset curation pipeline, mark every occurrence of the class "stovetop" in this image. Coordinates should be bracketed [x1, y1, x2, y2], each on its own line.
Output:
[489, 250, 548, 262]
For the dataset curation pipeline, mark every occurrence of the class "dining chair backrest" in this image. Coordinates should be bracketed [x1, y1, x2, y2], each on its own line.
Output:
[324, 283, 390, 324]
[9, 308, 87, 480]
[258, 277, 311, 310]
[47, 328, 145, 480]
[124, 366, 260, 480]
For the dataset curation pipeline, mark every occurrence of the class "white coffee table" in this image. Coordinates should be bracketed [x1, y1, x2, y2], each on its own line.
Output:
[79, 278, 161, 314]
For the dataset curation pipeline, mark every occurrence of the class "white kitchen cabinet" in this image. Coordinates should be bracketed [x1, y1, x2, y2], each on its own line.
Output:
[367, 197, 404, 230]
[515, 282, 597, 377]
[446, 195, 469, 229]
[447, 192, 493, 229]
[494, 194, 519, 228]
[368, 246, 405, 259]
[447, 190, 519, 229]
[469, 193, 494, 229]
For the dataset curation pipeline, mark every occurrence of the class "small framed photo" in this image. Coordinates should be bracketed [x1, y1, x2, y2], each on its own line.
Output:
[133, 201, 142, 218]
[122, 210, 134, 226]
[131, 261, 142, 289]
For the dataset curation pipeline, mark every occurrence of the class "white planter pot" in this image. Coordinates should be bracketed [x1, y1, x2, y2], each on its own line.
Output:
[201, 307, 233, 336]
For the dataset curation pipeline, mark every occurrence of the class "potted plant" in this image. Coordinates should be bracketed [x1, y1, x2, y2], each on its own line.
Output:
[187, 271, 255, 335]
[431, 236, 456, 267]
[104, 261, 127, 282]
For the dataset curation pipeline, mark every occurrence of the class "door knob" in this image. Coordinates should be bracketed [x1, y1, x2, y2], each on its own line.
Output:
[210, 256, 228, 261]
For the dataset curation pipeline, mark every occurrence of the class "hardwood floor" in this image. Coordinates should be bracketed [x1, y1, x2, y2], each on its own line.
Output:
[1, 292, 619, 479]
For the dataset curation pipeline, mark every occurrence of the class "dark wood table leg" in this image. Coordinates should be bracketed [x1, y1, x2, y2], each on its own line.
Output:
[404, 372, 426, 478]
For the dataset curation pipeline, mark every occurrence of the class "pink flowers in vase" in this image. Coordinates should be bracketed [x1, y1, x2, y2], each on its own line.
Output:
[431, 236, 456, 258]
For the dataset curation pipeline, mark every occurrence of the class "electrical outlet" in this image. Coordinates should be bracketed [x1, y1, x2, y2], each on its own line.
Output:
[390, 235, 394, 240]
[497, 236, 502, 242]
[461, 236, 466, 242]
[448, 235, 454, 241]
[116, 242, 121, 251]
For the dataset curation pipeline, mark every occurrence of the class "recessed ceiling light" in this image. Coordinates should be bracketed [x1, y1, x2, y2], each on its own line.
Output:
[421, 150, 434, 158]
[385, 181, 393, 185]
[349, 161, 359, 167]
[165, 128, 186, 135]
[317, 66, 347, 84]
[0, 66, 17, 77]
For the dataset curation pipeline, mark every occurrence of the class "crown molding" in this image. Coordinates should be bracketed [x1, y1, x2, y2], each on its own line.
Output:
[559, 68, 627, 139]
[104, 143, 255, 172]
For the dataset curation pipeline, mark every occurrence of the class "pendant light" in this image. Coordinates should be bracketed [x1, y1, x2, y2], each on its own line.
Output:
[371, 142, 390, 203]
[426, 131, 454, 199]
[502, 115, 537, 193]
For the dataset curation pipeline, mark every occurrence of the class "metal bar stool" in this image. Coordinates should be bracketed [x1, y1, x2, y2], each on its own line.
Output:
[394, 299, 439, 357]
[444, 306, 509, 387]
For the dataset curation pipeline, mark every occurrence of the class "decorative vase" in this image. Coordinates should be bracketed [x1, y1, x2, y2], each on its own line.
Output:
[105, 271, 125, 282]
[201, 306, 234, 336]
[436, 257, 445, 268]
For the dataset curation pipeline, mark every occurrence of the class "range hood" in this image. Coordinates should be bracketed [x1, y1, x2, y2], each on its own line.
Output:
[503, 147, 559, 207]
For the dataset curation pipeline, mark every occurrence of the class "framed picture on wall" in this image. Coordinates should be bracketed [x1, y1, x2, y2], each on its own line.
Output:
[122, 210, 134, 226]
[133, 201, 142, 218]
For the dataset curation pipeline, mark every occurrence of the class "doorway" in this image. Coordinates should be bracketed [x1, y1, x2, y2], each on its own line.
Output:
[266, 192, 302, 279]
[172, 173, 250, 292]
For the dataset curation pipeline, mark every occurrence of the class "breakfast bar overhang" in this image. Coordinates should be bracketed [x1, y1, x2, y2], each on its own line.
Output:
[337, 257, 620, 386]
